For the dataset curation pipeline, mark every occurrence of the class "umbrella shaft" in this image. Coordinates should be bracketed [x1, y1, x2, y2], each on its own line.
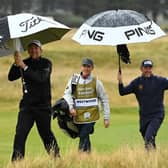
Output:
[19, 68, 28, 93]
[118, 55, 121, 74]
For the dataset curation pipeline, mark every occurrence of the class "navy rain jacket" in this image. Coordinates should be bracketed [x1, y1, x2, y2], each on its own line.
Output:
[119, 75, 168, 119]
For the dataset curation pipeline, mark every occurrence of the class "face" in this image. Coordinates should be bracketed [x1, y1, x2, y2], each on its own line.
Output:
[141, 66, 153, 77]
[81, 65, 93, 78]
[28, 44, 42, 59]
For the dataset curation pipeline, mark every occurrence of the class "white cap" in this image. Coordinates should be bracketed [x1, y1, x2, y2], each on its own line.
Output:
[28, 40, 42, 48]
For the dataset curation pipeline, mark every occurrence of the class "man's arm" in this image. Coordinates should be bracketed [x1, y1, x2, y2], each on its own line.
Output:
[8, 51, 26, 81]
[8, 64, 21, 81]
[96, 79, 110, 128]
[117, 71, 135, 95]
[63, 77, 77, 116]
[162, 77, 168, 90]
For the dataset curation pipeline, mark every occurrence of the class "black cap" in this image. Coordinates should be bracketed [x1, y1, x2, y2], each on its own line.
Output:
[82, 58, 94, 67]
[141, 59, 153, 67]
[28, 40, 42, 48]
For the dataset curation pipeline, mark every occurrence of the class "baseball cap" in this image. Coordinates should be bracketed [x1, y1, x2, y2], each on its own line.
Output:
[82, 58, 94, 67]
[141, 59, 153, 67]
[28, 40, 42, 48]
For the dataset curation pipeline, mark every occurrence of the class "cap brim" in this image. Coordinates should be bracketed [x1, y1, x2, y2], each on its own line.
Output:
[28, 43, 41, 47]
[143, 65, 153, 67]
[82, 64, 92, 66]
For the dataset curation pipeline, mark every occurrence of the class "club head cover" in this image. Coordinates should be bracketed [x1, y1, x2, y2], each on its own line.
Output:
[117, 44, 131, 64]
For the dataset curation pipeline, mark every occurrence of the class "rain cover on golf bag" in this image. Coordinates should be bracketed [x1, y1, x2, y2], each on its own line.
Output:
[52, 98, 79, 138]
[117, 44, 131, 64]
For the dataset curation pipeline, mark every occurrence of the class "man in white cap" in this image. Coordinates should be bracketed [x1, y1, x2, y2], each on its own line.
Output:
[63, 58, 110, 153]
[8, 40, 60, 161]
[117, 59, 168, 150]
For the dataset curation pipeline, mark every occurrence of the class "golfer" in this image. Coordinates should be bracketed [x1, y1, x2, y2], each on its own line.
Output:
[117, 59, 168, 150]
[8, 40, 60, 161]
[63, 58, 110, 153]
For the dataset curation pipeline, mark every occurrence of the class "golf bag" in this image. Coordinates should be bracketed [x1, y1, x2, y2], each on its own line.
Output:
[52, 74, 80, 139]
[52, 98, 79, 138]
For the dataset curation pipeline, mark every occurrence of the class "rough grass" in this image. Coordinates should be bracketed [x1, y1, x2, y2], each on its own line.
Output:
[5, 146, 168, 168]
[1, 108, 168, 168]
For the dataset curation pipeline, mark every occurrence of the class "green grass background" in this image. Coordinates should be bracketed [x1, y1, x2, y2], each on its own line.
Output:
[1, 108, 168, 167]
[1, 29, 168, 167]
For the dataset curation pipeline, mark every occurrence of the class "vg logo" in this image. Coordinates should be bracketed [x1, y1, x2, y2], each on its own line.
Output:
[80, 29, 104, 41]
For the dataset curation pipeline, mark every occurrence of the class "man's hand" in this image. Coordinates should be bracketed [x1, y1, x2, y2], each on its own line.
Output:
[117, 71, 123, 84]
[70, 108, 77, 117]
[14, 51, 26, 69]
[104, 119, 110, 128]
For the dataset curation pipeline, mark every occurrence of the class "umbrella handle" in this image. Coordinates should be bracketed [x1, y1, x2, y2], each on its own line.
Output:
[118, 55, 122, 74]
[14, 38, 23, 52]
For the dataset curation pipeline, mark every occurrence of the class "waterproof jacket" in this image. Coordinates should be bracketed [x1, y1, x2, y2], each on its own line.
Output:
[118, 75, 168, 119]
[63, 73, 110, 120]
[8, 56, 52, 109]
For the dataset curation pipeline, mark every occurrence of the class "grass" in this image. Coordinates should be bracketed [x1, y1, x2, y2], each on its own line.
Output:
[1, 108, 168, 167]
[1, 29, 168, 167]
[4, 146, 168, 168]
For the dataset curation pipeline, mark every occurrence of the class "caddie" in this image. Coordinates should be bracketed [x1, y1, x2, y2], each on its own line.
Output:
[63, 58, 110, 153]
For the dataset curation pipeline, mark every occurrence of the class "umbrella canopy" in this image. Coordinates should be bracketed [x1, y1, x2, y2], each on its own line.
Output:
[72, 10, 166, 46]
[0, 13, 70, 56]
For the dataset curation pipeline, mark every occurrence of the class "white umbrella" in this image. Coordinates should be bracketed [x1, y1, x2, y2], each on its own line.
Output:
[0, 13, 70, 93]
[0, 13, 70, 56]
[73, 10, 165, 45]
[72, 10, 166, 72]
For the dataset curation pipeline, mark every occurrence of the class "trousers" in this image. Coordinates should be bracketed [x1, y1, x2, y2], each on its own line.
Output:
[77, 122, 95, 153]
[11, 107, 59, 161]
[140, 117, 163, 150]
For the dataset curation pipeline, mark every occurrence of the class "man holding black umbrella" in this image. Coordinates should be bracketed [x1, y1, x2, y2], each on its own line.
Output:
[8, 40, 60, 161]
[117, 59, 168, 150]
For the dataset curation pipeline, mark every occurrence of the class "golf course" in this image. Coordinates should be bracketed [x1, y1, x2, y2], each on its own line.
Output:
[1, 29, 168, 168]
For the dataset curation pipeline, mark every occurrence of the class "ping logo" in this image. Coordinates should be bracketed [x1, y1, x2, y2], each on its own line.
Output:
[124, 25, 155, 40]
[80, 29, 104, 41]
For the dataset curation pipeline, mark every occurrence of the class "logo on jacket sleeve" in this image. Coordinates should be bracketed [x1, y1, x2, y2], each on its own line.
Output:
[138, 84, 143, 91]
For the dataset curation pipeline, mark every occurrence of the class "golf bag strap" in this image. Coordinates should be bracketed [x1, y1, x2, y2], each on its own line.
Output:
[71, 74, 80, 95]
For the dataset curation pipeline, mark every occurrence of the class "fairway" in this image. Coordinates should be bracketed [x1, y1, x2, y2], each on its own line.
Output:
[1, 108, 168, 167]
[0, 30, 168, 167]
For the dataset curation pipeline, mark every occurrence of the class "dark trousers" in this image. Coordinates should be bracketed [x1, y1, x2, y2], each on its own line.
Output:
[77, 123, 95, 153]
[11, 107, 59, 161]
[140, 117, 163, 150]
